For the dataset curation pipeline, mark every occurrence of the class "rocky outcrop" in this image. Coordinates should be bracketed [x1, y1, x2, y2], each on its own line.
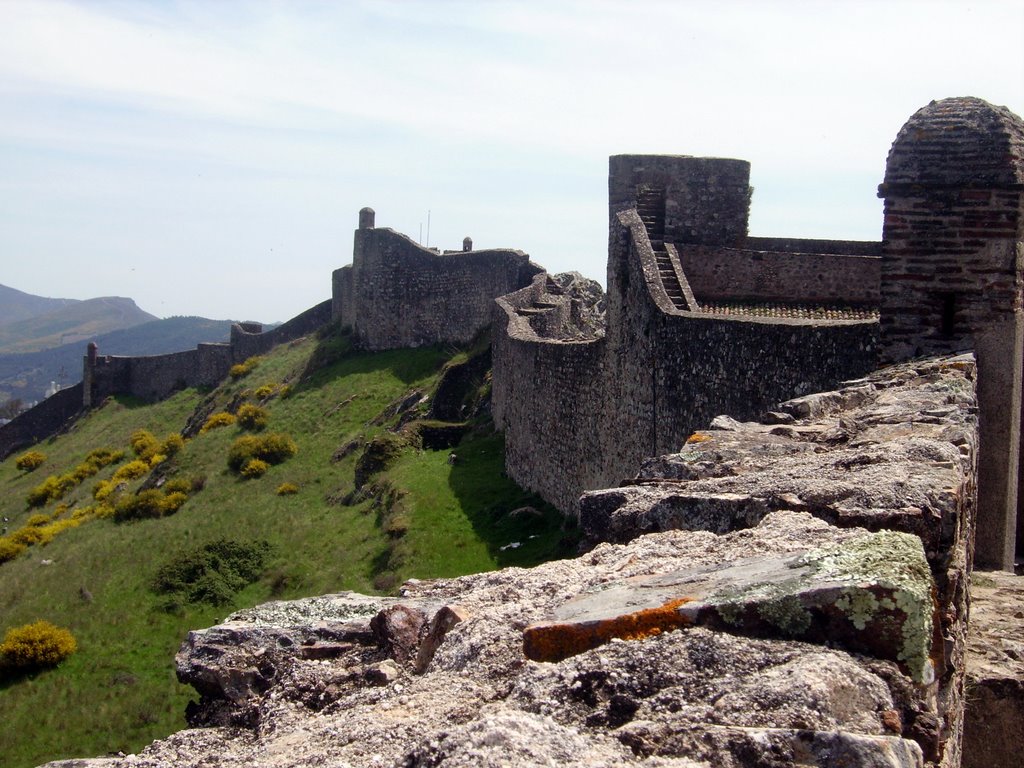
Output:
[40, 355, 982, 767]
[44, 513, 936, 768]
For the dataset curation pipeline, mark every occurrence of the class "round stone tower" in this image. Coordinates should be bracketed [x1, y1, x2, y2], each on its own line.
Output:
[878, 97, 1024, 568]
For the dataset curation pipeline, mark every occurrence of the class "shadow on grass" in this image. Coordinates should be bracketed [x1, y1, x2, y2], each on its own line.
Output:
[292, 324, 453, 394]
[446, 431, 578, 569]
[0, 665, 47, 691]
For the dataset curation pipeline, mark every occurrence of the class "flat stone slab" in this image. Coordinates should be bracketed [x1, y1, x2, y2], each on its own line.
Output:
[524, 530, 936, 683]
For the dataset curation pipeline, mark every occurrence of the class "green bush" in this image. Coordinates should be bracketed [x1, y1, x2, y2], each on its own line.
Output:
[236, 403, 268, 431]
[229, 356, 263, 380]
[160, 434, 185, 457]
[161, 491, 188, 514]
[0, 620, 77, 672]
[254, 384, 276, 400]
[26, 476, 63, 508]
[114, 489, 166, 522]
[0, 537, 27, 564]
[162, 477, 193, 496]
[227, 433, 297, 473]
[112, 459, 150, 484]
[26, 448, 124, 507]
[9, 526, 44, 546]
[200, 412, 236, 434]
[15, 451, 46, 472]
[241, 459, 269, 478]
[129, 429, 159, 460]
[151, 539, 274, 607]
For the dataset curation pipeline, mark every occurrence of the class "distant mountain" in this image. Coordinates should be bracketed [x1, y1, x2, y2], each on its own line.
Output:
[0, 316, 235, 406]
[0, 294, 158, 355]
[0, 283, 81, 326]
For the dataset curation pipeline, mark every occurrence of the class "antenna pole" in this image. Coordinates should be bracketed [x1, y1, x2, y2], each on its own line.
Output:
[427, 210, 431, 247]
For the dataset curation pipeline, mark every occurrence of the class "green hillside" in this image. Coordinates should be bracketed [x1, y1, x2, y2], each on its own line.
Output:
[0, 325, 572, 768]
[0, 296, 157, 355]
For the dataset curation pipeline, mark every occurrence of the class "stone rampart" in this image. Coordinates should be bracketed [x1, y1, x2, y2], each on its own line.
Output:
[492, 279, 608, 514]
[493, 206, 879, 516]
[0, 383, 83, 461]
[678, 244, 880, 306]
[80, 301, 332, 407]
[333, 219, 541, 351]
[229, 300, 332, 362]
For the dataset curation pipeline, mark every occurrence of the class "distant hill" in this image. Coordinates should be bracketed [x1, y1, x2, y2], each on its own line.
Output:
[0, 284, 81, 326]
[0, 316, 235, 406]
[0, 292, 158, 355]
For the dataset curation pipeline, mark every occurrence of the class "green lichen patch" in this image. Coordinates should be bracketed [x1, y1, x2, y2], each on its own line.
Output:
[701, 531, 936, 683]
[795, 531, 935, 683]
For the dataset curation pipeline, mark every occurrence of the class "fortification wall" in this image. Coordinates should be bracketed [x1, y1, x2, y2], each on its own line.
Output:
[607, 209, 878, 481]
[79, 301, 332, 407]
[878, 97, 1024, 570]
[678, 244, 881, 306]
[0, 383, 83, 461]
[230, 300, 333, 362]
[492, 278, 608, 513]
[333, 218, 541, 351]
[608, 155, 751, 246]
[493, 208, 879, 516]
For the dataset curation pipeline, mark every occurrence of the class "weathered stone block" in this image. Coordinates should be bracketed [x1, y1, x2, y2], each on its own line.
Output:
[525, 530, 936, 683]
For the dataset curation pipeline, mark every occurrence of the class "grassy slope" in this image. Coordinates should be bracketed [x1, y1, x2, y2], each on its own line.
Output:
[0, 328, 570, 768]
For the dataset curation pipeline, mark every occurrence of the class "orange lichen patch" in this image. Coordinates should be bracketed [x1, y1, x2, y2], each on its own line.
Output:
[523, 598, 693, 663]
[685, 432, 712, 444]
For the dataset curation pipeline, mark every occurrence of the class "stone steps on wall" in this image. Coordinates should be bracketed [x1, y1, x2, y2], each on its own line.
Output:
[636, 187, 685, 310]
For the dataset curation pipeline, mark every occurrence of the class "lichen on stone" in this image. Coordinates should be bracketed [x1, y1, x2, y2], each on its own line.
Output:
[795, 530, 935, 683]
[835, 588, 879, 630]
[756, 594, 812, 636]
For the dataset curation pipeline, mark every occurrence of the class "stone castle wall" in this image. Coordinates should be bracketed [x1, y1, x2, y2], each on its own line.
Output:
[494, 201, 879, 516]
[229, 300, 332, 362]
[78, 302, 333, 407]
[492, 278, 609, 514]
[878, 97, 1024, 569]
[0, 383, 83, 461]
[332, 216, 541, 351]
[678, 244, 880, 306]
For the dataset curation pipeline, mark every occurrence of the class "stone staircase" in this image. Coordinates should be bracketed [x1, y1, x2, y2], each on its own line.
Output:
[636, 187, 688, 310]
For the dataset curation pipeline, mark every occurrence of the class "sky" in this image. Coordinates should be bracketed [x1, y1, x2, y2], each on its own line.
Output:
[1, 1, 1022, 323]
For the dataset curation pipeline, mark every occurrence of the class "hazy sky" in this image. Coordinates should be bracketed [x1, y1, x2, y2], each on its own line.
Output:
[2, 1, 1022, 323]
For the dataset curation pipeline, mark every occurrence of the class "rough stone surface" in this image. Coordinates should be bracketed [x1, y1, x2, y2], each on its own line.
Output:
[524, 530, 936, 684]
[41, 513, 937, 768]
[961, 570, 1024, 768]
[580, 355, 977, 561]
